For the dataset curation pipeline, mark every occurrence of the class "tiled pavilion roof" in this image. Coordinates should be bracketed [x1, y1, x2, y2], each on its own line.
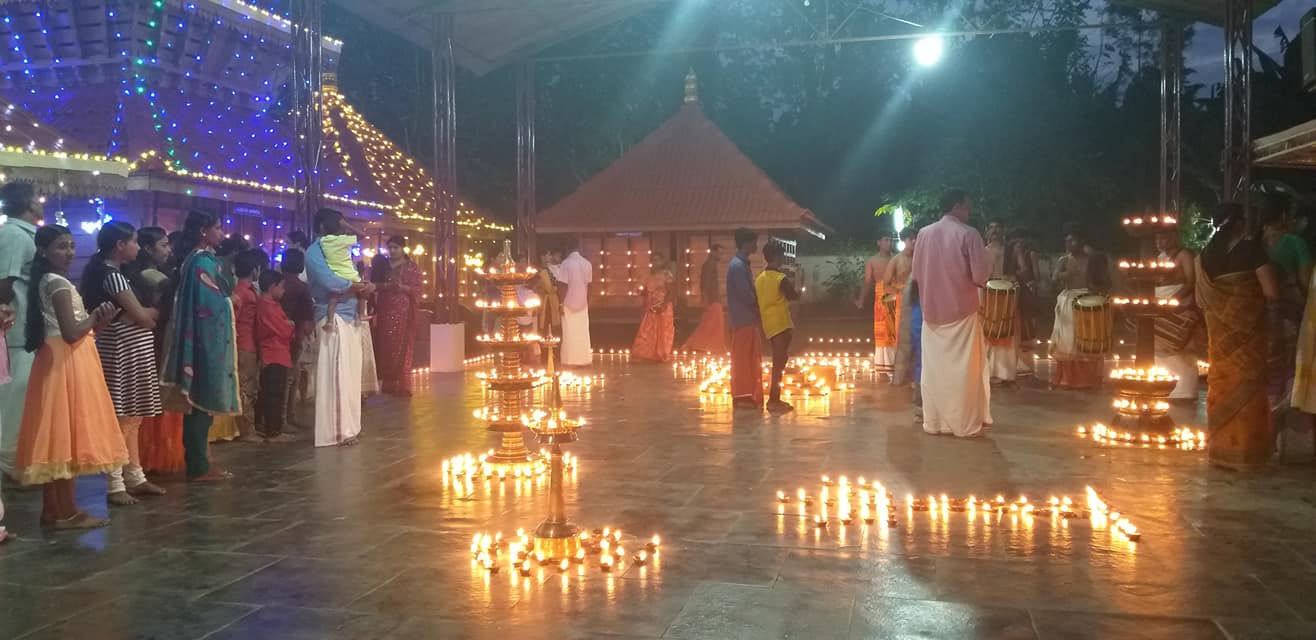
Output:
[537, 92, 829, 238]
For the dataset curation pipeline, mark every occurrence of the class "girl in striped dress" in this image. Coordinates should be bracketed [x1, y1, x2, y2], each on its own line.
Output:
[80, 222, 166, 506]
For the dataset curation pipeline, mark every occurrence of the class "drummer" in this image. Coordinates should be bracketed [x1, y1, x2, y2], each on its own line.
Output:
[1050, 226, 1105, 389]
[1007, 231, 1040, 376]
[862, 234, 897, 377]
[1154, 231, 1201, 402]
[883, 228, 916, 385]
[984, 220, 1006, 276]
[983, 220, 1019, 385]
[884, 229, 915, 291]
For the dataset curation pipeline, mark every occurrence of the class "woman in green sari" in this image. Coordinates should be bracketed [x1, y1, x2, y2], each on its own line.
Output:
[1197, 203, 1279, 471]
[160, 210, 239, 481]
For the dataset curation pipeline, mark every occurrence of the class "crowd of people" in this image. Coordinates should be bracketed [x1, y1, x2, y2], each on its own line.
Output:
[859, 188, 1316, 471]
[1, 174, 1312, 541]
[0, 182, 426, 538]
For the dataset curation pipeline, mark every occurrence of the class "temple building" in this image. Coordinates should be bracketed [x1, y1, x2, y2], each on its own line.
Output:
[0, 0, 505, 300]
[536, 71, 829, 309]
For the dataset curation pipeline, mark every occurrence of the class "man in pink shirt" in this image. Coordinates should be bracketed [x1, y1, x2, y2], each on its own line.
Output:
[911, 189, 993, 437]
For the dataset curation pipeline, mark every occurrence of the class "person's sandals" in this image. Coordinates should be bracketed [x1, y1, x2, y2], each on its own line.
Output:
[189, 469, 235, 483]
[127, 481, 167, 496]
[50, 512, 109, 530]
[766, 400, 795, 415]
[107, 491, 139, 506]
[263, 433, 298, 443]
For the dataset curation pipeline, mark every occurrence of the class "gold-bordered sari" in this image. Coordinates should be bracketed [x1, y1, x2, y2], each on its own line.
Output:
[1197, 259, 1271, 471]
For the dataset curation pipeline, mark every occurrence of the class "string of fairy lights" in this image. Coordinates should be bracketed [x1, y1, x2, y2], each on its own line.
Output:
[0, 0, 508, 239]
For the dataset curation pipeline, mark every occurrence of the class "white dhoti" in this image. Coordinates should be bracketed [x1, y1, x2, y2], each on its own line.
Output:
[358, 319, 379, 397]
[1153, 284, 1199, 401]
[986, 334, 1018, 383]
[1050, 289, 1088, 356]
[0, 347, 35, 475]
[874, 346, 896, 374]
[315, 315, 363, 447]
[1156, 353, 1199, 400]
[921, 314, 992, 437]
[562, 306, 592, 366]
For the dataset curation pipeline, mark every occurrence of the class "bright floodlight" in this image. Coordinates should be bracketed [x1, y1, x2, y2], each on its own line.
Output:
[913, 36, 943, 66]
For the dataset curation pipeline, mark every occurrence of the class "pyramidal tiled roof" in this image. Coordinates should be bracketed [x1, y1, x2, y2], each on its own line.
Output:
[537, 100, 829, 238]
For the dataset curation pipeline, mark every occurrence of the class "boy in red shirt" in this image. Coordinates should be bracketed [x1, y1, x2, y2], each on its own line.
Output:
[232, 248, 266, 441]
[256, 270, 296, 442]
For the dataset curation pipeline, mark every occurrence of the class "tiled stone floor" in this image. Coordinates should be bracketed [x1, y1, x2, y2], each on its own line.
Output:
[2, 354, 1316, 639]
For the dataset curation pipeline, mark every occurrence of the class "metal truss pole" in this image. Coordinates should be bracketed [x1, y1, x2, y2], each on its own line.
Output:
[432, 11, 460, 322]
[515, 59, 537, 261]
[291, 0, 324, 234]
[1158, 21, 1182, 218]
[1222, 0, 1252, 212]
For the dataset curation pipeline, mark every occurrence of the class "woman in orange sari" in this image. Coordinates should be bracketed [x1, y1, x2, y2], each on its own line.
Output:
[1197, 203, 1279, 471]
[631, 254, 675, 362]
[130, 227, 185, 474]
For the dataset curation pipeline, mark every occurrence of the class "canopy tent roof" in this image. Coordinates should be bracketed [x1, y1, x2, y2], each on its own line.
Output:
[537, 77, 829, 238]
[1254, 119, 1316, 169]
[1111, 0, 1284, 25]
[0, 0, 505, 232]
[326, 0, 661, 75]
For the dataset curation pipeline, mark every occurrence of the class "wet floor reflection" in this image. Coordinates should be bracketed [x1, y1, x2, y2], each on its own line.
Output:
[3, 355, 1310, 640]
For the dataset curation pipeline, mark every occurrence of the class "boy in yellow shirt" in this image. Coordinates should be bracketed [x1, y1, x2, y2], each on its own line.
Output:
[755, 242, 801, 414]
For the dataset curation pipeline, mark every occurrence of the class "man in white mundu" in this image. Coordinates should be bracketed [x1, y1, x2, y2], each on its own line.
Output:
[558, 239, 593, 366]
[305, 208, 371, 447]
[911, 189, 993, 437]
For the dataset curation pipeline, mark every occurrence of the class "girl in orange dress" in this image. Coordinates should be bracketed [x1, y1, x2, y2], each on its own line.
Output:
[15, 225, 126, 530]
[631, 255, 676, 362]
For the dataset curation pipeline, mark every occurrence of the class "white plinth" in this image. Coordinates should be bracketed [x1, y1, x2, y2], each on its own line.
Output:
[430, 322, 466, 373]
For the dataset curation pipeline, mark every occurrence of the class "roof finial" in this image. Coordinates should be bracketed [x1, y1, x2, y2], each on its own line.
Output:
[683, 68, 698, 104]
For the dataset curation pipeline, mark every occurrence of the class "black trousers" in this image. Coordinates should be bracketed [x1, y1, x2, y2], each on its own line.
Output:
[258, 364, 289, 437]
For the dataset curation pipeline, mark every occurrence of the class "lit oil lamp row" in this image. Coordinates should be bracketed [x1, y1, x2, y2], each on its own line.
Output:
[1077, 424, 1206, 450]
[1109, 367, 1179, 382]
[474, 265, 539, 277]
[776, 476, 1140, 542]
[1112, 398, 1171, 413]
[475, 332, 558, 344]
[442, 449, 577, 479]
[806, 337, 874, 344]
[698, 365, 851, 397]
[776, 483, 899, 528]
[1111, 297, 1181, 308]
[1117, 260, 1177, 271]
[1121, 214, 1177, 227]
[797, 352, 875, 360]
[475, 369, 547, 385]
[474, 298, 542, 310]
[554, 372, 604, 390]
[522, 408, 586, 433]
[470, 528, 661, 574]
